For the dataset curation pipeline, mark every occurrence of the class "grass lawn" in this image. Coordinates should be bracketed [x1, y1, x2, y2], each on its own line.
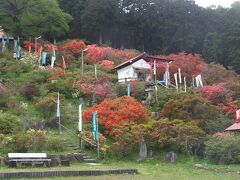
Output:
[1, 155, 240, 180]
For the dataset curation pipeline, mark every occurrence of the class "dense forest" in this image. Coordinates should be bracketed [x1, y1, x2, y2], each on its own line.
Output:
[0, 0, 240, 73]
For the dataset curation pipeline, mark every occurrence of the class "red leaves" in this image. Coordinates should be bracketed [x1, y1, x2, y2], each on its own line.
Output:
[156, 52, 206, 78]
[200, 83, 238, 118]
[99, 60, 114, 70]
[23, 40, 35, 49]
[47, 44, 58, 52]
[59, 40, 86, 57]
[85, 44, 139, 64]
[83, 96, 150, 136]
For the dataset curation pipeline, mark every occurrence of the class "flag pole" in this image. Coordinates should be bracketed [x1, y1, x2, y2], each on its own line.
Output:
[58, 115, 61, 135]
[97, 139, 100, 160]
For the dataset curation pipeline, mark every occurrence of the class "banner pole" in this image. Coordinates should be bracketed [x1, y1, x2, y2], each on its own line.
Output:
[97, 139, 100, 160]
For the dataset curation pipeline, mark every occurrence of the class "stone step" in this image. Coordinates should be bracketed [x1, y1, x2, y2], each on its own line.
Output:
[67, 144, 78, 148]
[74, 152, 87, 156]
[82, 155, 91, 159]
[83, 159, 97, 163]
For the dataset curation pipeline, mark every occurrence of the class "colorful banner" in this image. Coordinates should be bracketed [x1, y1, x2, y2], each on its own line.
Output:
[92, 112, 98, 141]
[62, 56, 67, 69]
[14, 40, 18, 51]
[165, 63, 170, 86]
[127, 83, 131, 96]
[174, 73, 178, 91]
[178, 68, 182, 84]
[17, 46, 21, 59]
[184, 77, 187, 92]
[52, 47, 56, 58]
[236, 109, 240, 120]
[94, 64, 97, 78]
[42, 52, 47, 65]
[56, 92, 60, 118]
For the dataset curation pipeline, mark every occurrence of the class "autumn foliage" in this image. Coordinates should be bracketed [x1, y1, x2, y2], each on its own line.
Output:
[99, 60, 114, 70]
[83, 96, 150, 136]
[155, 52, 206, 79]
[59, 40, 86, 57]
[200, 83, 238, 118]
[85, 44, 139, 64]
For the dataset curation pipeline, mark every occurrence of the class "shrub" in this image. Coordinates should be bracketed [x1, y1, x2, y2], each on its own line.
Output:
[59, 40, 86, 58]
[202, 64, 238, 85]
[200, 83, 238, 118]
[83, 96, 150, 136]
[0, 111, 20, 134]
[45, 78, 74, 99]
[45, 135, 66, 152]
[114, 81, 146, 101]
[113, 123, 154, 156]
[161, 95, 233, 134]
[35, 93, 61, 118]
[20, 83, 40, 100]
[205, 134, 240, 164]
[83, 131, 109, 153]
[5, 130, 46, 153]
[152, 119, 205, 154]
[7, 132, 32, 152]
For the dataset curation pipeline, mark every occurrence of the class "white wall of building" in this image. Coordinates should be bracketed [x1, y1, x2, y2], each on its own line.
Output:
[117, 59, 151, 82]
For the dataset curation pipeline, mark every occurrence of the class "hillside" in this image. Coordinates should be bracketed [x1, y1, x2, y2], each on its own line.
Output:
[0, 40, 240, 166]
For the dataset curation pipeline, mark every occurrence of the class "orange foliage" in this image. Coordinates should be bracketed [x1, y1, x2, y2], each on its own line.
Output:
[59, 40, 86, 57]
[156, 52, 206, 78]
[85, 44, 139, 64]
[83, 96, 150, 136]
[99, 60, 114, 70]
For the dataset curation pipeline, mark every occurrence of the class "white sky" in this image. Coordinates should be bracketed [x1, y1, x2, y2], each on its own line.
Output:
[194, 0, 240, 8]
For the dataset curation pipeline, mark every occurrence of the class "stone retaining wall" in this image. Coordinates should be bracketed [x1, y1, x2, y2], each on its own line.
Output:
[0, 169, 138, 179]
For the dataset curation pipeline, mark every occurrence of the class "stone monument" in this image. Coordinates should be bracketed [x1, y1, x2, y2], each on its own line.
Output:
[139, 136, 147, 161]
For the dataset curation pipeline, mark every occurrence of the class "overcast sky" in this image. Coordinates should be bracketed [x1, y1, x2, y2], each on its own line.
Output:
[194, 0, 239, 8]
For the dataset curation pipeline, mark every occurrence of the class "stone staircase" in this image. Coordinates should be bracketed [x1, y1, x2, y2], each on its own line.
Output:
[74, 151, 97, 163]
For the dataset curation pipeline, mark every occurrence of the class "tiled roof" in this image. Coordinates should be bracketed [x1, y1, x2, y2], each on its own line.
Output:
[224, 123, 240, 132]
[113, 52, 173, 70]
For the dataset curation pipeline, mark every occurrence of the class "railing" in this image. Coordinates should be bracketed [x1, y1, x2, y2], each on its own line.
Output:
[60, 124, 97, 148]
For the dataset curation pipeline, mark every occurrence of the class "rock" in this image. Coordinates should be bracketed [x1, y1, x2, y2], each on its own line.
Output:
[164, 152, 178, 163]
[67, 153, 76, 162]
[49, 156, 61, 167]
[148, 150, 153, 158]
[151, 112, 160, 120]
[194, 164, 209, 170]
[139, 136, 147, 161]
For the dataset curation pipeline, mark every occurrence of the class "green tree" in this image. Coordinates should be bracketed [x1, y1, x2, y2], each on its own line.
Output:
[0, 0, 72, 38]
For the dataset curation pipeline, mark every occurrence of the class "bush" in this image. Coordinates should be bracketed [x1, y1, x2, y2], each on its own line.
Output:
[83, 131, 109, 153]
[152, 119, 205, 154]
[0, 111, 20, 134]
[112, 119, 205, 156]
[4, 130, 47, 153]
[6, 132, 32, 152]
[20, 83, 40, 100]
[161, 95, 233, 134]
[45, 135, 66, 152]
[35, 92, 62, 117]
[45, 78, 74, 99]
[113, 123, 154, 156]
[205, 134, 240, 164]
[83, 96, 150, 136]
[202, 64, 238, 85]
[114, 81, 146, 101]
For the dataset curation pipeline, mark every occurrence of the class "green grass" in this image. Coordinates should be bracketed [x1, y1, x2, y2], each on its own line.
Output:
[1, 156, 240, 180]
